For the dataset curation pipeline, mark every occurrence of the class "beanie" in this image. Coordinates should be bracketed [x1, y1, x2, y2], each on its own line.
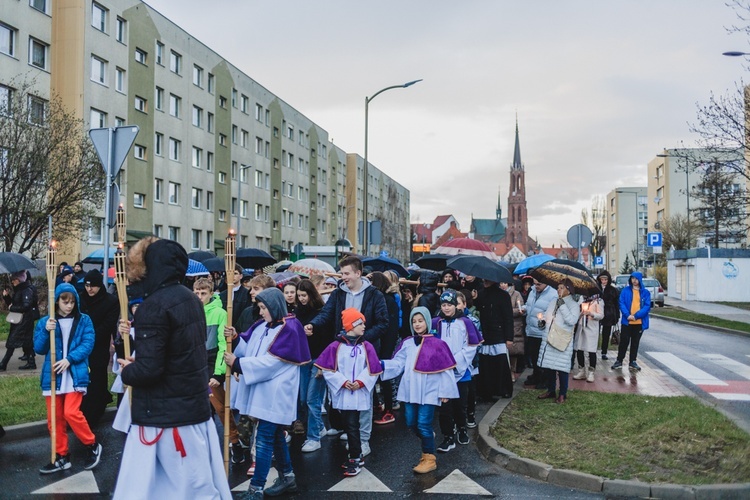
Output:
[341, 307, 365, 332]
[439, 289, 458, 305]
[84, 269, 104, 288]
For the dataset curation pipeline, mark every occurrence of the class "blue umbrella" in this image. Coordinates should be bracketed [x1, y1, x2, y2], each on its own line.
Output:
[513, 254, 554, 275]
[81, 247, 117, 264]
[186, 259, 209, 277]
[361, 256, 408, 277]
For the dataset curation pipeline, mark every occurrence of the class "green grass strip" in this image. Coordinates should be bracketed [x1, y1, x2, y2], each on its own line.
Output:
[652, 308, 750, 334]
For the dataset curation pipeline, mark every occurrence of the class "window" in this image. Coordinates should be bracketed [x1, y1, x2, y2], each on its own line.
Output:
[29, 38, 48, 70]
[169, 94, 180, 118]
[168, 182, 180, 204]
[88, 217, 104, 243]
[231, 198, 237, 216]
[287, 124, 294, 140]
[28, 95, 45, 125]
[30, 0, 48, 14]
[207, 112, 214, 133]
[218, 209, 226, 222]
[241, 201, 248, 218]
[155, 41, 163, 65]
[134, 95, 146, 112]
[92, 2, 107, 32]
[154, 132, 163, 156]
[168, 226, 179, 241]
[135, 48, 147, 65]
[206, 191, 213, 211]
[169, 50, 181, 74]
[231, 161, 237, 180]
[298, 214, 304, 229]
[155, 87, 163, 110]
[133, 192, 145, 208]
[255, 103, 262, 121]
[241, 94, 249, 113]
[134, 144, 146, 160]
[219, 134, 227, 146]
[232, 125, 238, 144]
[218, 171, 226, 184]
[0, 85, 11, 116]
[265, 141, 270, 158]
[298, 186, 304, 201]
[191, 187, 202, 209]
[255, 203, 263, 221]
[115, 116, 125, 126]
[168, 138, 180, 161]
[115, 67, 125, 92]
[90, 56, 107, 84]
[206, 231, 213, 250]
[219, 96, 227, 108]
[206, 151, 213, 171]
[241, 130, 248, 148]
[1, 22, 17, 57]
[116, 17, 126, 43]
[255, 170, 263, 188]
[255, 137, 263, 154]
[231, 89, 238, 108]
[192, 105, 202, 127]
[191, 229, 201, 250]
[265, 110, 270, 126]
[153, 224, 163, 237]
[207, 73, 215, 94]
[154, 178, 163, 201]
[193, 65, 203, 87]
[90, 108, 106, 128]
[192, 146, 202, 168]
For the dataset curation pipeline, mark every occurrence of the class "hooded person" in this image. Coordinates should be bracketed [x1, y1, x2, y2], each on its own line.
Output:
[79, 269, 119, 426]
[596, 270, 620, 360]
[613, 271, 651, 372]
[113, 237, 231, 500]
[414, 270, 440, 316]
[1, 270, 40, 371]
[56, 266, 75, 287]
[224, 287, 311, 498]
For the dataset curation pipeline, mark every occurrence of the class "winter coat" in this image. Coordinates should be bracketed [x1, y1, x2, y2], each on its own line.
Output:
[538, 295, 580, 373]
[619, 272, 651, 330]
[415, 270, 440, 316]
[220, 285, 251, 327]
[597, 271, 620, 326]
[80, 285, 119, 371]
[3, 279, 39, 349]
[120, 238, 211, 428]
[473, 284, 514, 345]
[524, 285, 557, 339]
[380, 292, 401, 359]
[575, 297, 604, 352]
[507, 288, 525, 356]
[203, 294, 227, 378]
[33, 284, 95, 391]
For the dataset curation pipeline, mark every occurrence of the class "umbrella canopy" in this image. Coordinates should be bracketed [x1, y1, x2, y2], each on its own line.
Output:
[201, 257, 226, 273]
[187, 250, 216, 263]
[446, 255, 513, 284]
[186, 259, 210, 277]
[236, 248, 276, 269]
[530, 259, 600, 296]
[81, 247, 117, 264]
[433, 238, 498, 260]
[414, 254, 450, 271]
[513, 253, 555, 275]
[268, 271, 297, 286]
[361, 256, 408, 277]
[0, 252, 38, 274]
[288, 258, 336, 277]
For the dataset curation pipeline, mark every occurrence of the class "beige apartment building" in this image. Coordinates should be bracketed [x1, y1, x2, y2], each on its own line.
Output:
[0, 0, 410, 263]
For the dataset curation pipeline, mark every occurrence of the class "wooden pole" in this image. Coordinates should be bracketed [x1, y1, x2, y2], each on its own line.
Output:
[223, 231, 236, 477]
[45, 240, 57, 463]
[114, 205, 130, 360]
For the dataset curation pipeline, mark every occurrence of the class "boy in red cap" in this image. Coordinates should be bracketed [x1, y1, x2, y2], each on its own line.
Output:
[315, 308, 382, 477]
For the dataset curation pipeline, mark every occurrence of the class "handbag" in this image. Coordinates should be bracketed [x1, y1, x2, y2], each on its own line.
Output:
[6, 311, 23, 324]
[611, 323, 620, 346]
[547, 320, 573, 351]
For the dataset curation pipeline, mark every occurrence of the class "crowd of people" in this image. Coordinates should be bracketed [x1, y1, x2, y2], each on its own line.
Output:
[0, 238, 652, 499]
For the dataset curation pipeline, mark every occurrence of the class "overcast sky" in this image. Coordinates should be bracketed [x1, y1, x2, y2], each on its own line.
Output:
[146, 0, 746, 246]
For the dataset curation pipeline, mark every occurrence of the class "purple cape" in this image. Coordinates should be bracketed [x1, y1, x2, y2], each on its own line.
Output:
[392, 335, 456, 374]
[246, 316, 311, 365]
[315, 338, 383, 376]
[432, 316, 483, 346]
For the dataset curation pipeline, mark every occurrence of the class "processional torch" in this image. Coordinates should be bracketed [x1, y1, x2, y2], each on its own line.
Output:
[223, 230, 236, 477]
[45, 240, 57, 464]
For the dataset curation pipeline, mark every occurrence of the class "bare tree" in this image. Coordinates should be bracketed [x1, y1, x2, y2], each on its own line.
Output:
[580, 195, 607, 259]
[659, 214, 701, 251]
[0, 79, 105, 257]
[690, 160, 747, 246]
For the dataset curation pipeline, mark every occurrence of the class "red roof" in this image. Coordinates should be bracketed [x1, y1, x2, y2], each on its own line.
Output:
[432, 214, 453, 228]
[430, 226, 468, 249]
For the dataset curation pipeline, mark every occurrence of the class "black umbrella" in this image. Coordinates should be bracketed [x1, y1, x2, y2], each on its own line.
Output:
[361, 256, 409, 277]
[187, 250, 216, 263]
[0, 252, 38, 274]
[414, 254, 450, 271]
[445, 255, 513, 284]
[202, 257, 226, 273]
[530, 259, 600, 296]
[236, 248, 276, 269]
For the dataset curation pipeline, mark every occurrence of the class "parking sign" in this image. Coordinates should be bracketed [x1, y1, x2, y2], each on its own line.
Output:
[647, 232, 662, 247]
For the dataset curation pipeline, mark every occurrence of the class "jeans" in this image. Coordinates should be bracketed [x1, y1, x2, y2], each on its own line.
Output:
[251, 419, 293, 489]
[618, 324, 644, 363]
[298, 361, 326, 442]
[546, 369, 569, 397]
[600, 324, 612, 355]
[341, 410, 361, 459]
[403, 403, 436, 454]
[439, 380, 468, 436]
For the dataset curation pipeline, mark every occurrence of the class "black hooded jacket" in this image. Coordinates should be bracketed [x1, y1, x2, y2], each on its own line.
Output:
[121, 239, 211, 428]
[416, 270, 440, 316]
[474, 284, 514, 345]
[597, 270, 621, 326]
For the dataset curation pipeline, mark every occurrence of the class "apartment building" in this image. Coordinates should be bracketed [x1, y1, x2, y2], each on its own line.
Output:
[606, 187, 647, 274]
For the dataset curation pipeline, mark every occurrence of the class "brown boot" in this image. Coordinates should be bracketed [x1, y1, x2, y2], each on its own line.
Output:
[413, 453, 437, 474]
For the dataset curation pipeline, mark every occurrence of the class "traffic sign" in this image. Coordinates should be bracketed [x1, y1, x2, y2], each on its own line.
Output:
[89, 126, 139, 178]
[566, 224, 593, 248]
[594, 256, 604, 267]
[647, 232, 663, 247]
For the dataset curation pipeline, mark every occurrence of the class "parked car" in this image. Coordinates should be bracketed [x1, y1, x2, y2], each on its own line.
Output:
[613, 274, 664, 307]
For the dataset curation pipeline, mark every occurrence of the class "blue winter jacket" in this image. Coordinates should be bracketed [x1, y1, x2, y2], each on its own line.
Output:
[618, 272, 651, 331]
[33, 283, 95, 391]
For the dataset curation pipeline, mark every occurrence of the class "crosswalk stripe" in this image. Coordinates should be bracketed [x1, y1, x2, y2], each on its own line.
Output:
[32, 471, 100, 494]
[231, 469, 278, 491]
[701, 354, 750, 380]
[327, 467, 392, 492]
[646, 352, 728, 386]
[711, 393, 750, 401]
[424, 469, 493, 496]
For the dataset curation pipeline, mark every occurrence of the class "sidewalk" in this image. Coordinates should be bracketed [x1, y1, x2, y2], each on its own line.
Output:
[0, 341, 40, 375]
[664, 296, 750, 324]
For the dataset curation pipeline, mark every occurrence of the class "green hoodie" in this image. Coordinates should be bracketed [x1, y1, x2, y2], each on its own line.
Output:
[204, 294, 228, 376]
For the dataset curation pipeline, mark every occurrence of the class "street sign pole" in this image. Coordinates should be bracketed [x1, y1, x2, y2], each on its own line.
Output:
[103, 128, 114, 276]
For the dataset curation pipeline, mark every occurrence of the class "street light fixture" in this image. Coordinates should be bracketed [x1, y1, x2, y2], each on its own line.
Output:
[722, 51, 750, 57]
[334, 237, 352, 267]
[363, 79, 422, 256]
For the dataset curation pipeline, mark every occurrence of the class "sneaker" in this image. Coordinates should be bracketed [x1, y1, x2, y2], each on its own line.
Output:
[319, 427, 327, 439]
[392, 401, 401, 411]
[39, 454, 71, 474]
[241, 485, 264, 500]
[586, 368, 595, 383]
[466, 415, 477, 428]
[83, 442, 102, 470]
[601, 353, 609, 361]
[629, 361, 642, 372]
[361, 441, 371, 457]
[374, 412, 395, 425]
[341, 456, 366, 468]
[326, 428, 343, 437]
[264, 472, 298, 496]
[457, 428, 470, 445]
[231, 442, 246, 464]
[572, 368, 587, 380]
[611, 360, 623, 370]
[301, 439, 321, 453]
[343, 458, 362, 477]
[284, 431, 292, 444]
[339, 433, 348, 441]
[436, 436, 456, 453]
[246, 461, 256, 477]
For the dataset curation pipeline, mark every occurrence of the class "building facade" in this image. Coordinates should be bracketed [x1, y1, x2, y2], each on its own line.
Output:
[606, 187, 647, 274]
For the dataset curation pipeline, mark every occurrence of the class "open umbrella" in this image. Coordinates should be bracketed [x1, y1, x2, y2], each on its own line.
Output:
[81, 248, 117, 265]
[530, 259, 600, 296]
[433, 238, 498, 260]
[268, 271, 297, 286]
[361, 256, 408, 277]
[288, 258, 335, 277]
[0, 252, 38, 274]
[236, 248, 276, 269]
[186, 259, 210, 277]
[446, 255, 513, 284]
[201, 257, 225, 273]
[187, 250, 216, 263]
[414, 254, 450, 271]
[513, 253, 554, 275]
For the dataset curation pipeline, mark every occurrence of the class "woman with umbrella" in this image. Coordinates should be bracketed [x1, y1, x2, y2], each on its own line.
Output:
[1, 270, 40, 371]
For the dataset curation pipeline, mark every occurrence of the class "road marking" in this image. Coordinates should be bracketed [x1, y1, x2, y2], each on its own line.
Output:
[701, 354, 750, 380]
[32, 471, 99, 494]
[711, 393, 750, 401]
[231, 469, 278, 491]
[646, 352, 727, 386]
[424, 469, 493, 496]
[328, 467, 392, 492]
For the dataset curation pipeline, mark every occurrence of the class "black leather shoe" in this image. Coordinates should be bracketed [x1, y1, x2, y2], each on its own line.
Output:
[18, 354, 30, 361]
[18, 360, 36, 370]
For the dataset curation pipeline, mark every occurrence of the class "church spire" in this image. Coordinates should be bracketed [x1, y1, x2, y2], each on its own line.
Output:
[511, 116, 523, 171]
[496, 186, 502, 220]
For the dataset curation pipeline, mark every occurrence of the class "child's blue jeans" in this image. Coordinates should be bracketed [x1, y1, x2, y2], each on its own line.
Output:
[251, 419, 293, 489]
[403, 403, 436, 454]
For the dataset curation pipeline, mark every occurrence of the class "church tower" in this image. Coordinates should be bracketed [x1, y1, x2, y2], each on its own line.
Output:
[505, 119, 530, 253]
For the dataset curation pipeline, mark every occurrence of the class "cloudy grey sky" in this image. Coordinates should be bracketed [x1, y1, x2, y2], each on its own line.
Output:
[147, 0, 746, 246]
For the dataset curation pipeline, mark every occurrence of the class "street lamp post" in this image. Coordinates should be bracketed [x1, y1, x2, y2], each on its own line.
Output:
[363, 79, 422, 256]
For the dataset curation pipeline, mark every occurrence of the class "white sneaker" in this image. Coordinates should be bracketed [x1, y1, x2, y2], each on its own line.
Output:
[284, 431, 292, 444]
[326, 428, 343, 436]
[301, 439, 321, 452]
[586, 368, 595, 383]
[572, 368, 587, 380]
[339, 433, 348, 441]
[362, 441, 371, 457]
[319, 428, 327, 439]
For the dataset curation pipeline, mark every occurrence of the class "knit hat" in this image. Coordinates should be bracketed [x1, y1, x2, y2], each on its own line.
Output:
[84, 269, 104, 288]
[561, 278, 575, 296]
[11, 270, 27, 283]
[60, 266, 74, 278]
[439, 289, 458, 305]
[341, 308, 365, 332]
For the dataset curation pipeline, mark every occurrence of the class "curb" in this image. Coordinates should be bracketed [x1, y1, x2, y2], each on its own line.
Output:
[476, 382, 750, 499]
[2, 406, 117, 443]
[650, 313, 750, 338]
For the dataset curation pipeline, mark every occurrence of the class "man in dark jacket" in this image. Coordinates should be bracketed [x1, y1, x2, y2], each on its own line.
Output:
[597, 270, 620, 360]
[113, 237, 230, 499]
[473, 280, 515, 400]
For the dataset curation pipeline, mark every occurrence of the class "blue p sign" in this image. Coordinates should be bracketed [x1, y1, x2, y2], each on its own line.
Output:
[647, 232, 662, 247]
